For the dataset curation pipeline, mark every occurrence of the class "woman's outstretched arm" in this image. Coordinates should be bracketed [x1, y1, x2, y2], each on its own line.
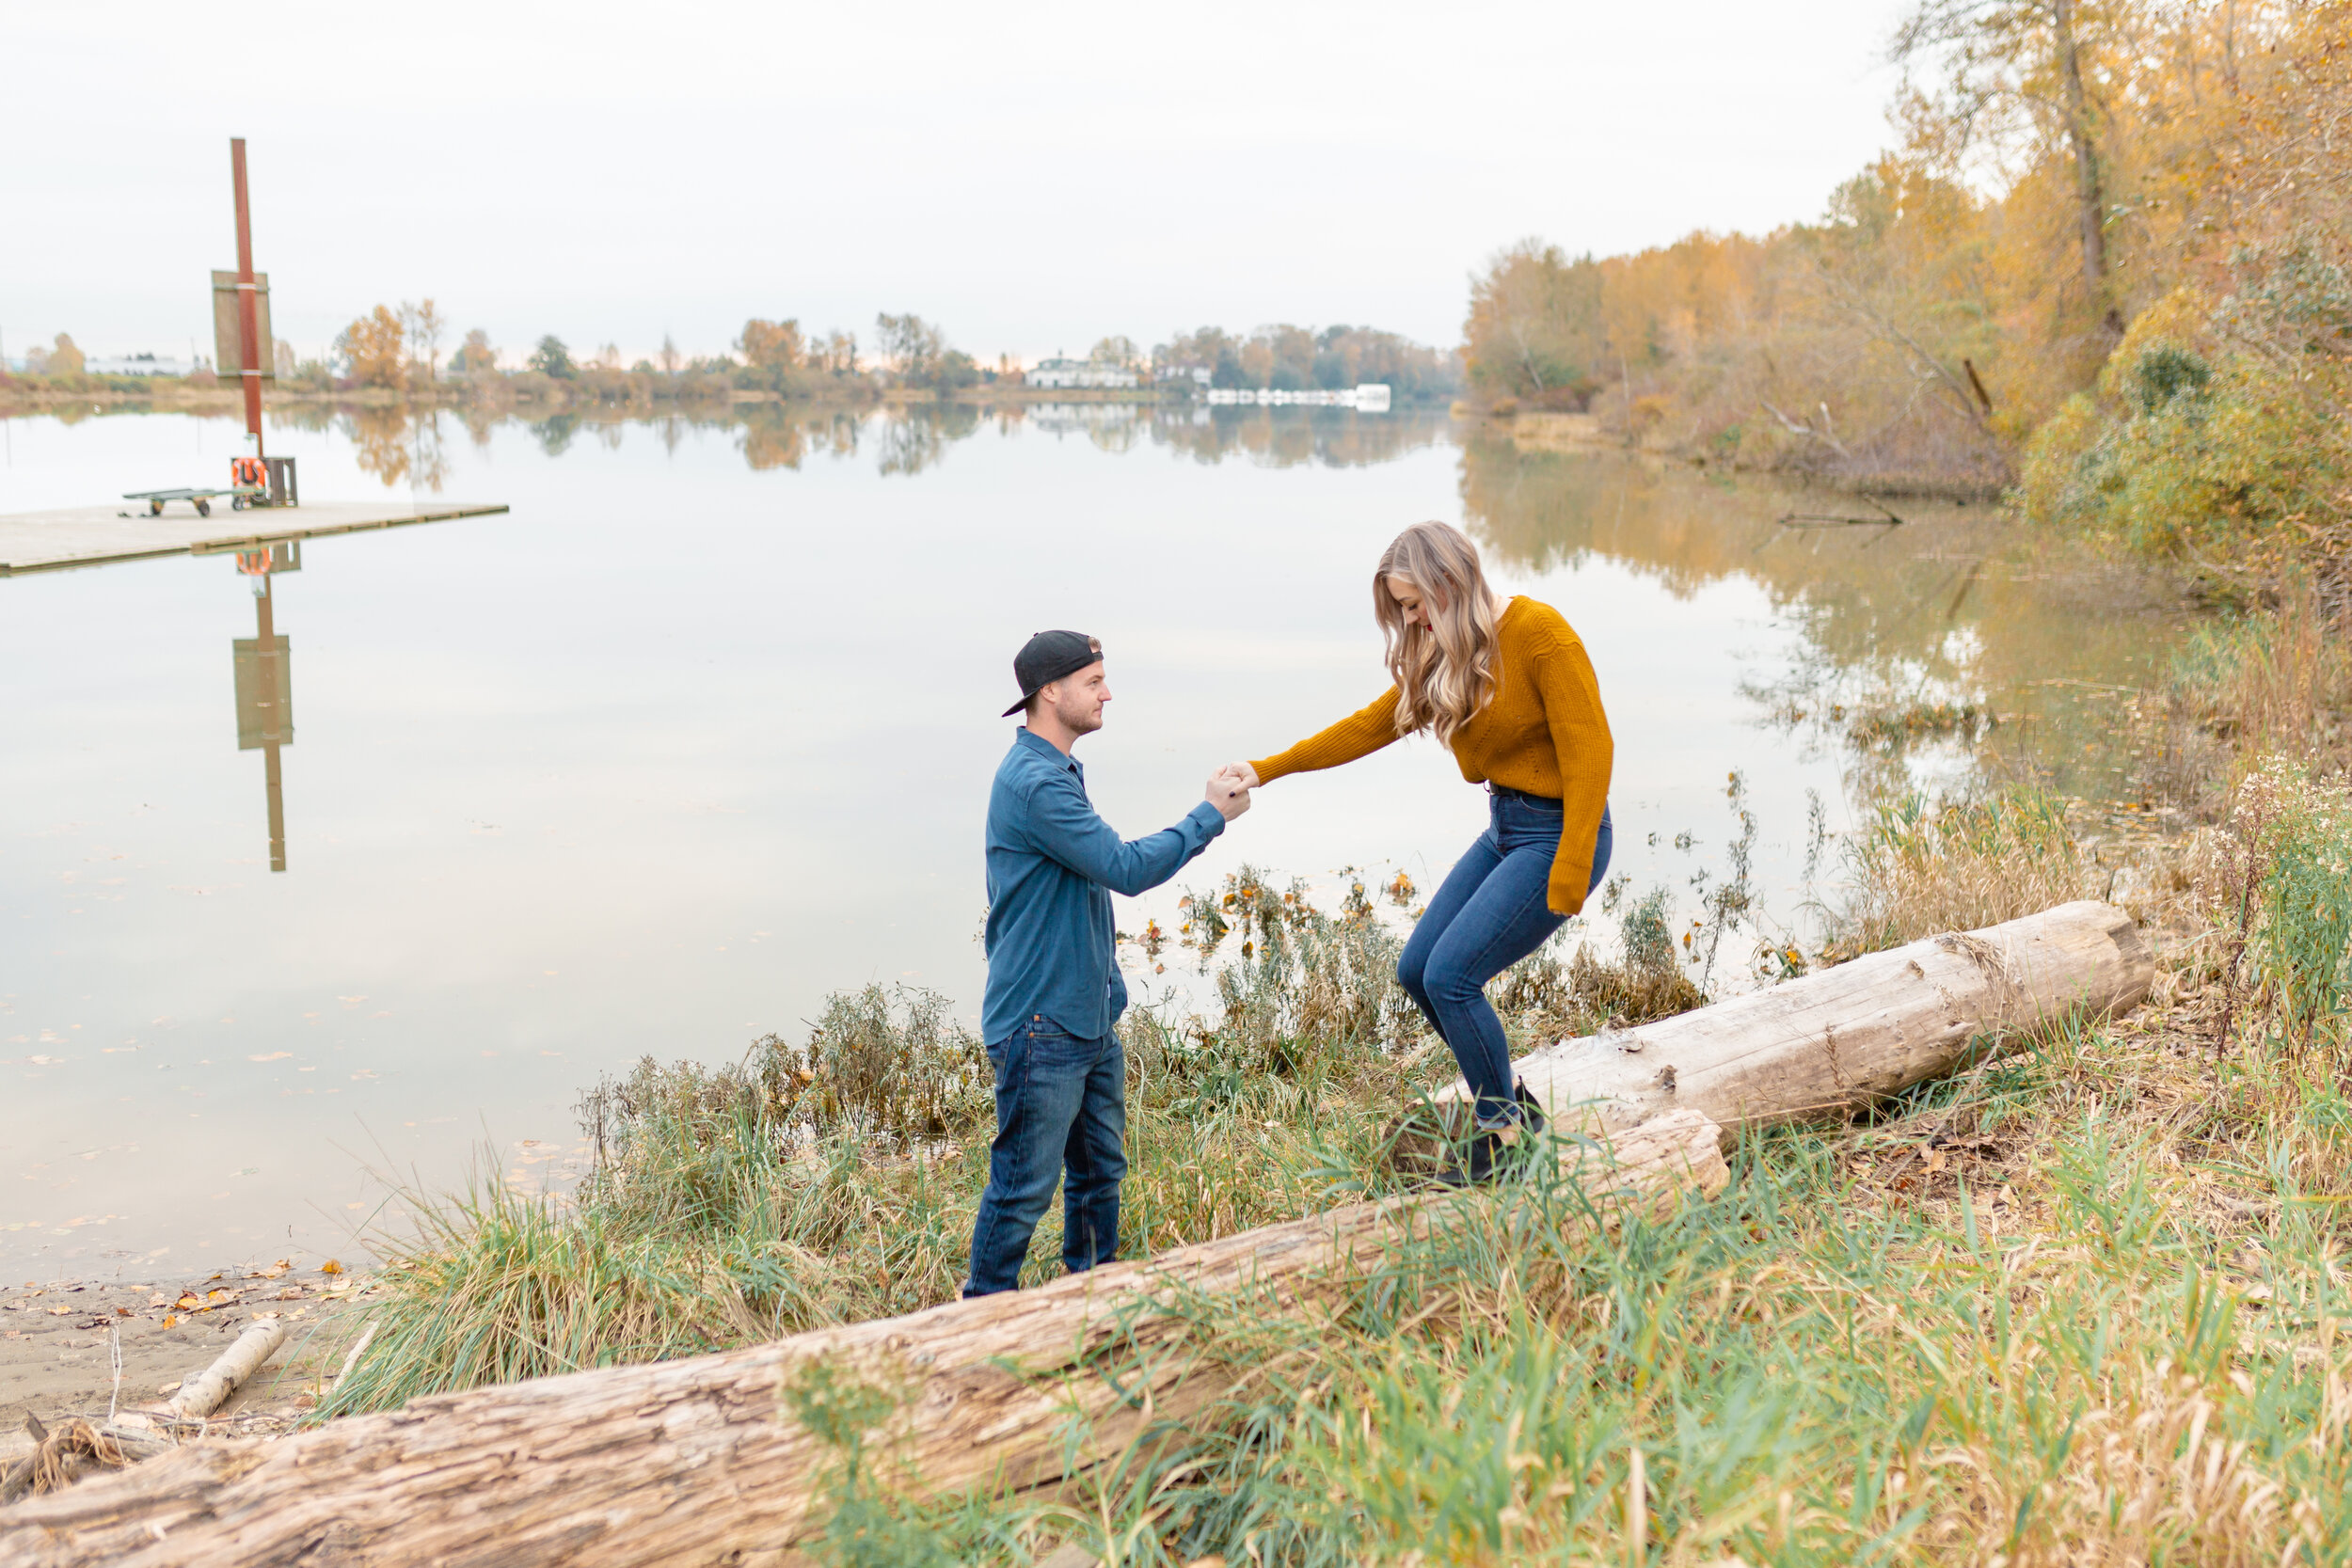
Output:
[1241, 687, 1404, 786]
[1534, 628, 1613, 915]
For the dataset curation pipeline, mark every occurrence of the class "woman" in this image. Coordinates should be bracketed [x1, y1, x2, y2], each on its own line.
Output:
[1230, 521, 1613, 1183]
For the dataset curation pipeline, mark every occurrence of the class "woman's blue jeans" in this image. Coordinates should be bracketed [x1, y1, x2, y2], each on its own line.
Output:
[962, 1016, 1127, 1297]
[1398, 794, 1613, 1129]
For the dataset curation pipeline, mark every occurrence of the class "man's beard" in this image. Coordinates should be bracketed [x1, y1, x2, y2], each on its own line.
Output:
[1056, 699, 1104, 736]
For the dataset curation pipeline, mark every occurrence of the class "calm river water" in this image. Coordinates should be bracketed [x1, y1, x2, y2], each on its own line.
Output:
[0, 402, 2188, 1275]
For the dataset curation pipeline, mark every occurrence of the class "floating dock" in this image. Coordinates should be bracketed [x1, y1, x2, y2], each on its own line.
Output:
[0, 500, 511, 577]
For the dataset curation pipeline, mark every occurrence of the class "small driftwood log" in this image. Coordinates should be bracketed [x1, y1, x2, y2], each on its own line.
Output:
[166, 1319, 286, 1421]
[0, 1111, 1728, 1568]
[1441, 899, 2153, 1137]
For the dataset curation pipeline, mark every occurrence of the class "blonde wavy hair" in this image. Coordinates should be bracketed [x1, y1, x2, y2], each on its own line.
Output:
[1375, 521, 1502, 748]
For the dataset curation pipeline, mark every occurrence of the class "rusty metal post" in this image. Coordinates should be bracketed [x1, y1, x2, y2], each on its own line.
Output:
[230, 137, 265, 457]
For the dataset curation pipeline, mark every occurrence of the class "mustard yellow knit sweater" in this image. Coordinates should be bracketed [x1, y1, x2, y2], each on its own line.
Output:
[1248, 596, 1613, 914]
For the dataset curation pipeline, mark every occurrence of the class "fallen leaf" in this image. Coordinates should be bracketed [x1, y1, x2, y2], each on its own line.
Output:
[248, 1052, 293, 1063]
[320, 1259, 343, 1275]
[157, 1381, 181, 1395]
[174, 1292, 200, 1311]
[114, 1306, 131, 1317]
[47, 1305, 70, 1316]
[161, 1316, 179, 1329]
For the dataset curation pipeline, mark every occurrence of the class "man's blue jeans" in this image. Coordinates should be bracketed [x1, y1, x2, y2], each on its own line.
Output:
[1398, 793, 1613, 1129]
[962, 1016, 1126, 1296]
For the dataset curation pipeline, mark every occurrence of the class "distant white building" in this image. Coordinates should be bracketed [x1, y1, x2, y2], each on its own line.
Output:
[1201, 384, 1393, 410]
[87, 353, 191, 377]
[1028, 356, 1138, 390]
[1153, 365, 1213, 388]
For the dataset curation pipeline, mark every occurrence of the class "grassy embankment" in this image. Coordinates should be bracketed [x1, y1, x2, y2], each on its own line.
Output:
[309, 593, 2352, 1563]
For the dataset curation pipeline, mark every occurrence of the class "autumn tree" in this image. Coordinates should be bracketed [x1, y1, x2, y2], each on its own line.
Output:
[874, 313, 945, 384]
[1156, 327, 1232, 371]
[398, 299, 446, 384]
[453, 329, 499, 376]
[1463, 240, 1605, 405]
[813, 330, 858, 375]
[935, 349, 981, 391]
[738, 318, 806, 373]
[1089, 336, 1139, 367]
[529, 335, 576, 379]
[659, 335, 681, 376]
[1892, 0, 2130, 338]
[1304, 325, 1460, 397]
[45, 333, 85, 377]
[336, 307, 407, 391]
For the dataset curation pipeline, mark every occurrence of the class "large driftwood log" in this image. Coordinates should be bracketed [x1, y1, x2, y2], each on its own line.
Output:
[0, 1112, 1729, 1568]
[1442, 899, 2153, 1136]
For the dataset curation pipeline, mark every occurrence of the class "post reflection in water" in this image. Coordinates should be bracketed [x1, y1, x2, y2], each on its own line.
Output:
[229, 541, 298, 872]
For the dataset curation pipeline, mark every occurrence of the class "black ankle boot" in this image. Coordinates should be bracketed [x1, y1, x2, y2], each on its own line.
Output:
[1436, 1127, 1503, 1187]
[1514, 1080, 1548, 1136]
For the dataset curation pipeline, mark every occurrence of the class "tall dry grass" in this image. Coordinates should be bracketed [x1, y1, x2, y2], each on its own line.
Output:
[1834, 790, 2096, 958]
[2138, 585, 2352, 818]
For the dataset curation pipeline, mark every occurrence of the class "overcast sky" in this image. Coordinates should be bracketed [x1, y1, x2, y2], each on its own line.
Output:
[12, 0, 1909, 368]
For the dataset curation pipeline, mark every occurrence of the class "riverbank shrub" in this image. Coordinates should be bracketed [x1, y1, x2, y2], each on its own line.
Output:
[2019, 278, 2352, 603]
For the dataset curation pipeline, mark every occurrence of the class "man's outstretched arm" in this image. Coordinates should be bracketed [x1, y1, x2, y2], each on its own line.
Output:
[1025, 768, 1248, 896]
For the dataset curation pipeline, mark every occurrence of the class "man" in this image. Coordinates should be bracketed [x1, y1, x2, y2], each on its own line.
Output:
[964, 629, 1250, 1297]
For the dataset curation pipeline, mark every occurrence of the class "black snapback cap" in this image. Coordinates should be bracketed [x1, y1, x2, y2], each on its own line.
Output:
[1003, 630, 1103, 718]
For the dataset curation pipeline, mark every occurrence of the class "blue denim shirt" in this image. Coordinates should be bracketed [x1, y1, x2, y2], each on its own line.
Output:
[983, 728, 1225, 1044]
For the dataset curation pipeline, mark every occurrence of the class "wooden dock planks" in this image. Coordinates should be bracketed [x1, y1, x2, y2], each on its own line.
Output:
[0, 503, 511, 578]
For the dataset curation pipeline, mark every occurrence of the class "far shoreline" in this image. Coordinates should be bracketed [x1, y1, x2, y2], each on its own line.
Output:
[0, 382, 1454, 416]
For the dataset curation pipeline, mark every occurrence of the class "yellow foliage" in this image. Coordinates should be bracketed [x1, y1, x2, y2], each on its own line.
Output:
[1459, 1, 2352, 526]
[337, 306, 407, 391]
[737, 318, 804, 372]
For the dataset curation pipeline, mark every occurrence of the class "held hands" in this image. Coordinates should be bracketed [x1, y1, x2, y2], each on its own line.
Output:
[1205, 764, 1253, 822]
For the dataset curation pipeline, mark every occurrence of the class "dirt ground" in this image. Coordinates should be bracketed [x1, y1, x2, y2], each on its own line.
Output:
[0, 1259, 368, 1469]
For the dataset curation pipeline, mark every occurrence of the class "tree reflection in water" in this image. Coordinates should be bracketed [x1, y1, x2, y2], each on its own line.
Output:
[337, 404, 453, 489]
[1456, 428, 2191, 802]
